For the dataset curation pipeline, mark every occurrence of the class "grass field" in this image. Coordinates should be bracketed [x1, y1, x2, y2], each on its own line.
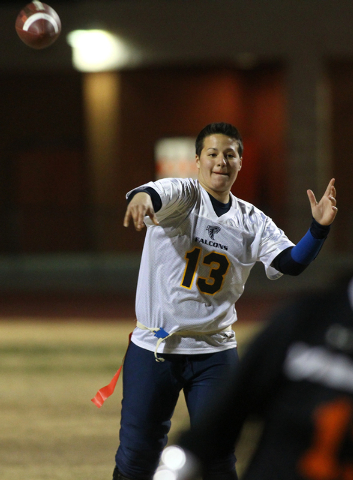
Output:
[0, 318, 264, 480]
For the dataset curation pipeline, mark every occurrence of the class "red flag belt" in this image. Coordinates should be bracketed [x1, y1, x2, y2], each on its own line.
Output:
[91, 332, 132, 408]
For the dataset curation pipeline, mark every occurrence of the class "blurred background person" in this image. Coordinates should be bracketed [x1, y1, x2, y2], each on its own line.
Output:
[157, 272, 353, 480]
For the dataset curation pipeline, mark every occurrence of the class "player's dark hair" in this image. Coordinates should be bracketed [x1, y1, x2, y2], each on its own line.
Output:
[195, 122, 243, 157]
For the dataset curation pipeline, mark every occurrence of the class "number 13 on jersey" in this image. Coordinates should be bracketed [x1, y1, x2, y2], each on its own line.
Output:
[181, 247, 230, 295]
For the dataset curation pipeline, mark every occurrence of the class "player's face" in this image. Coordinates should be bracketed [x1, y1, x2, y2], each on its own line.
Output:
[196, 134, 242, 203]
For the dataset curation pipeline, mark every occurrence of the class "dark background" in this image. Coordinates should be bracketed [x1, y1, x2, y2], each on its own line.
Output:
[0, 0, 352, 311]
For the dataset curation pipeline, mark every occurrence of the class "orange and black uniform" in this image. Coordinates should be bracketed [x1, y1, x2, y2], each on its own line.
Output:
[178, 278, 353, 480]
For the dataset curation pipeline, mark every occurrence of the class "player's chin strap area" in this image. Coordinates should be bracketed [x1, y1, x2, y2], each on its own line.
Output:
[153, 446, 201, 480]
[136, 321, 233, 362]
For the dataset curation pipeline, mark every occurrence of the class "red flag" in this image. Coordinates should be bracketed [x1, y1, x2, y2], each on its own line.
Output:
[91, 366, 123, 408]
[91, 331, 132, 408]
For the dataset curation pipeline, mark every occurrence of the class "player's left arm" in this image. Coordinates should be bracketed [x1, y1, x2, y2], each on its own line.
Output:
[307, 177, 337, 226]
[272, 178, 337, 275]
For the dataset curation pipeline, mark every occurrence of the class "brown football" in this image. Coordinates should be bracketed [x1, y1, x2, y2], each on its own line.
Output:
[15, 1, 61, 49]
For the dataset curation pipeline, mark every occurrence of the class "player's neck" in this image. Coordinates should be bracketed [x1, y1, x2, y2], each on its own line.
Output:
[199, 183, 230, 204]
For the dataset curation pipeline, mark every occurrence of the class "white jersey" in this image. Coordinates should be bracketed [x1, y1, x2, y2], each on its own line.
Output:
[128, 178, 294, 355]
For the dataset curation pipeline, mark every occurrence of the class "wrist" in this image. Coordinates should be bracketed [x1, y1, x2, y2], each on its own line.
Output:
[310, 217, 330, 239]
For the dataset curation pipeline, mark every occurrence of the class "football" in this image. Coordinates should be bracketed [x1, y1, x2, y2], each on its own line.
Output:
[15, 1, 61, 49]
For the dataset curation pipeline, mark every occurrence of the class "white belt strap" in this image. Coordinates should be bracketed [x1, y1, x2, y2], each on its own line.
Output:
[136, 321, 232, 362]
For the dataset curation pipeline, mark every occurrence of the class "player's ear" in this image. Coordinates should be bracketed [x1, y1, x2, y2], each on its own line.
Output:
[195, 155, 200, 169]
[238, 157, 242, 171]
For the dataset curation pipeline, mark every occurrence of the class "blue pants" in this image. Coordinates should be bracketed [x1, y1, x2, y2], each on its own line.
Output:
[115, 341, 239, 480]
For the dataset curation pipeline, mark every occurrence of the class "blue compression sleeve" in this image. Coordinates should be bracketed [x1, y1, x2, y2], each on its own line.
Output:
[290, 221, 330, 265]
[271, 219, 330, 275]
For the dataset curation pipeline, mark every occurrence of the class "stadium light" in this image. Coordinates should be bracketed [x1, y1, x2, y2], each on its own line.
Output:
[67, 29, 131, 72]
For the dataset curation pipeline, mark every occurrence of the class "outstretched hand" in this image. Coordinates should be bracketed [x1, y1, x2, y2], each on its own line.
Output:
[307, 178, 337, 226]
[123, 192, 159, 231]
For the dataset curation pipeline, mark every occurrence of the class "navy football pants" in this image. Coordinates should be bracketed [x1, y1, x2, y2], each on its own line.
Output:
[115, 341, 239, 480]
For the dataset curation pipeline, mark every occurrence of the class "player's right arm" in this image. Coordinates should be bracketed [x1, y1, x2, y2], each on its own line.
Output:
[123, 191, 159, 231]
[124, 179, 198, 231]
